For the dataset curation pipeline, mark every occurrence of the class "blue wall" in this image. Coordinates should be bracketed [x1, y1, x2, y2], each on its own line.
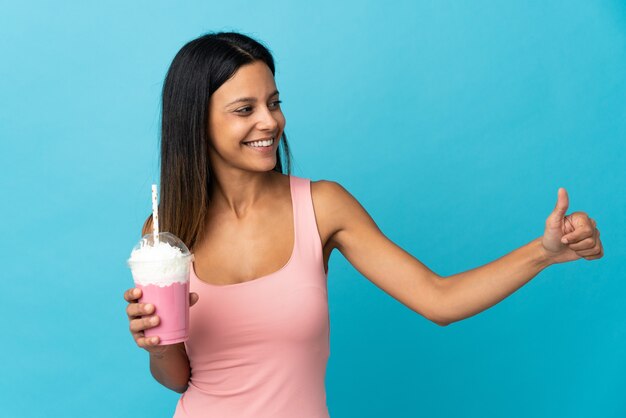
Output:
[1, 1, 624, 417]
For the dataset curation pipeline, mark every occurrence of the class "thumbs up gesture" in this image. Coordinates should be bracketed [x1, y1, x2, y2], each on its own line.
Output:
[542, 188, 604, 264]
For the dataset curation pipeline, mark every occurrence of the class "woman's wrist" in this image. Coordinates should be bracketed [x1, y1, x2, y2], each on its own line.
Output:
[532, 236, 557, 269]
[149, 342, 186, 359]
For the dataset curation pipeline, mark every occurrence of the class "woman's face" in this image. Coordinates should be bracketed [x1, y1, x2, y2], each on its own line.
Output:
[207, 60, 286, 173]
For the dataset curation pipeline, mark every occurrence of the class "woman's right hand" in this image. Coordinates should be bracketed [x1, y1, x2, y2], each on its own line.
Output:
[124, 287, 199, 355]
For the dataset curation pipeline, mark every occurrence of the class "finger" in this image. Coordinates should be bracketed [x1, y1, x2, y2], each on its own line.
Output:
[582, 246, 603, 260]
[574, 233, 601, 256]
[551, 187, 569, 219]
[130, 329, 144, 342]
[561, 224, 595, 245]
[124, 288, 142, 302]
[568, 229, 600, 252]
[129, 315, 160, 333]
[567, 228, 599, 251]
[568, 234, 598, 252]
[576, 245, 601, 257]
[126, 302, 155, 318]
[136, 335, 160, 349]
[190, 292, 199, 307]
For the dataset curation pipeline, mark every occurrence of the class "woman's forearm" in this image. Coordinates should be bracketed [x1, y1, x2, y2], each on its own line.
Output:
[149, 342, 191, 393]
[436, 237, 553, 325]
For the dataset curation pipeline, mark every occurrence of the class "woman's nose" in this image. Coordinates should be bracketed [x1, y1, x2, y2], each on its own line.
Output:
[256, 106, 279, 131]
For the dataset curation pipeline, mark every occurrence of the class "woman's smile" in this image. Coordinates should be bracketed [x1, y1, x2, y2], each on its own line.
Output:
[242, 137, 276, 153]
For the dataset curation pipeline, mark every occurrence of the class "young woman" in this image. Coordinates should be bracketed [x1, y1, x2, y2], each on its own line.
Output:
[123, 32, 603, 418]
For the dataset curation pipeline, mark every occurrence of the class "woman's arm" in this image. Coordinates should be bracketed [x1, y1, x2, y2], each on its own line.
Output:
[435, 237, 550, 325]
[312, 180, 444, 324]
[315, 181, 603, 326]
[149, 343, 191, 393]
[125, 285, 196, 393]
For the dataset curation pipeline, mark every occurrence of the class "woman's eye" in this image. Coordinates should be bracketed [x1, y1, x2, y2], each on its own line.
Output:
[234, 100, 281, 115]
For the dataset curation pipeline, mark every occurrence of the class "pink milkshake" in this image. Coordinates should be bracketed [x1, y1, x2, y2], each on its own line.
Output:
[127, 232, 193, 345]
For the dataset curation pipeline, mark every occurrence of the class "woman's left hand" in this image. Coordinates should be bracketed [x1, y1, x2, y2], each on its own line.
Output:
[541, 187, 604, 264]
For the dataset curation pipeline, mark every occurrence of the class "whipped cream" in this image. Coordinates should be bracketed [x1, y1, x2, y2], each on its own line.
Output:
[128, 240, 192, 287]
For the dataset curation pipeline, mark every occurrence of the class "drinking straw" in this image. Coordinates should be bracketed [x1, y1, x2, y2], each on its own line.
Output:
[152, 184, 160, 244]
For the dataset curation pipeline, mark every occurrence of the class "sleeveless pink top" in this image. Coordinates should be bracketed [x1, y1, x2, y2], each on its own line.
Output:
[173, 175, 331, 418]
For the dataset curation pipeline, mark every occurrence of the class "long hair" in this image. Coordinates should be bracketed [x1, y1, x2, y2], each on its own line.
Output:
[147, 32, 293, 251]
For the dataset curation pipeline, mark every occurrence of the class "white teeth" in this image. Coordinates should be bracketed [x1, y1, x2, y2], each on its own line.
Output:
[245, 138, 274, 147]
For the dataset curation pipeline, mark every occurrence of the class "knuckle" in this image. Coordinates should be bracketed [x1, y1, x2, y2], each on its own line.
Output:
[130, 318, 142, 332]
[129, 301, 139, 313]
[127, 303, 139, 317]
[126, 289, 140, 302]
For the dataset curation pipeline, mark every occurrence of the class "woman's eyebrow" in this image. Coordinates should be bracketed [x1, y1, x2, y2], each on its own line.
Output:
[226, 90, 279, 107]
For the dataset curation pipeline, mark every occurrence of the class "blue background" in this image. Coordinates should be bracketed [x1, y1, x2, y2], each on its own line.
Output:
[1, 1, 625, 417]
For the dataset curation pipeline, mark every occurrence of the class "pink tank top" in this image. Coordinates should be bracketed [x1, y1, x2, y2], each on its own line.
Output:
[173, 175, 331, 418]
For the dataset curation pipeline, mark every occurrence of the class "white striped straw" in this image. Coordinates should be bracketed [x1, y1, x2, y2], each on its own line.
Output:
[151, 184, 160, 244]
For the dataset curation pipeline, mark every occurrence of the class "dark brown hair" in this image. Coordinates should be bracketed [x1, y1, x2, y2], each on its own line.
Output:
[144, 32, 293, 250]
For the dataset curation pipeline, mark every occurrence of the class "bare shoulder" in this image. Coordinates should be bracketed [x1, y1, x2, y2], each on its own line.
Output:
[310, 179, 356, 216]
[310, 178, 442, 323]
[310, 179, 379, 251]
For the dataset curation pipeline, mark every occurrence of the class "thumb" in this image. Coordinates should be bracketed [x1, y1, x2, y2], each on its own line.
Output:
[550, 187, 569, 220]
[190, 292, 199, 307]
